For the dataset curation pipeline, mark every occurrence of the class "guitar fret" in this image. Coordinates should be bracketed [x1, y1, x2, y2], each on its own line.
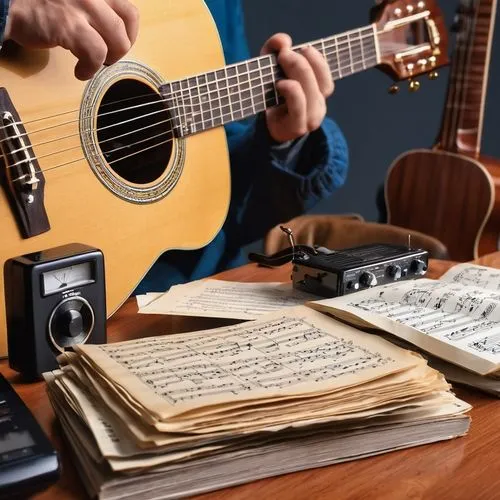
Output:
[266, 56, 279, 107]
[236, 64, 246, 121]
[196, 75, 213, 132]
[347, 35, 354, 74]
[218, 69, 232, 125]
[256, 58, 267, 111]
[334, 38, 342, 78]
[360, 31, 366, 70]
[237, 64, 250, 120]
[183, 78, 195, 134]
[224, 67, 235, 123]
[245, 61, 257, 115]
[223, 67, 238, 122]
[170, 80, 185, 136]
[208, 72, 222, 127]
[190, 77, 201, 134]
[167, 25, 378, 137]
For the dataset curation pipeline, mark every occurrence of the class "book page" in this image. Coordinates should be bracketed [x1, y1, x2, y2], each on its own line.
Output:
[136, 280, 317, 320]
[441, 263, 500, 291]
[75, 306, 420, 420]
[309, 279, 500, 375]
[45, 367, 469, 473]
[136, 293, 163, 308]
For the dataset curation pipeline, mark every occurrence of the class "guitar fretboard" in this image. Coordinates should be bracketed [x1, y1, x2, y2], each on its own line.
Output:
[161, 25, 378, 137]
[440, 0, 497, 155]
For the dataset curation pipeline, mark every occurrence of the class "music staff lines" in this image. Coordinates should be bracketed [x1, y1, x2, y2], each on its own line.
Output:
[103, 317, 393, 405]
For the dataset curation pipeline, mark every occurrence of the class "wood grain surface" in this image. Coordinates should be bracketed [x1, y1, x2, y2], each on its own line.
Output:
[3, 255, 500, 499]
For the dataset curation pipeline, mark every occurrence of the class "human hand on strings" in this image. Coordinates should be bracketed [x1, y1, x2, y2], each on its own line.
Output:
[3, 0, 139, 80]
[261, 33, 334, 144]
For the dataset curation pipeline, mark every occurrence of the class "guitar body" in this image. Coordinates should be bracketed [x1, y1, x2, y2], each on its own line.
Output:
[0, 0, 231, 355]
[385, 149, 495, 262]
[478, 157, 500, 256]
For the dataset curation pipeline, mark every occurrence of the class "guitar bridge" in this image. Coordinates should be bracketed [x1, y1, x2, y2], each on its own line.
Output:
[0, 87, 50, 238]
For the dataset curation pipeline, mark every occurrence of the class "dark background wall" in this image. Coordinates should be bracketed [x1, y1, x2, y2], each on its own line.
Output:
[242, 0, 500, 223]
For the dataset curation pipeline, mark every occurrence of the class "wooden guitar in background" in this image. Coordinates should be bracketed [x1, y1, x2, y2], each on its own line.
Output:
[386, 0, 499, 262]
[0, 0, 448, 356]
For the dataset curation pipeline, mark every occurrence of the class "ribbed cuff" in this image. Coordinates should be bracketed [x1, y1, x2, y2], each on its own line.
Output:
[0, 0, 10, 46]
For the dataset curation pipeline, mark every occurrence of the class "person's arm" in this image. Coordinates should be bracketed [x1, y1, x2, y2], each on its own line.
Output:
[226, 114, 348, 247]
[0, 0, 9, 47]
[212, 1, 348, 248]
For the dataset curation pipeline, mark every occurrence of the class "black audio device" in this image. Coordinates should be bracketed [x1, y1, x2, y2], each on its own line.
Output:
[249, 242, 429, 298]
[4, 243, 107, 378]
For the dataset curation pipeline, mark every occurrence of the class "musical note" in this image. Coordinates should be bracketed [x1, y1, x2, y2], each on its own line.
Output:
[136, 280, 318, 320]
[441, 263, 500, 291]
[99, 313, 395, 405]
[469, 332, 500, 355]
[324, 275, 500, 366]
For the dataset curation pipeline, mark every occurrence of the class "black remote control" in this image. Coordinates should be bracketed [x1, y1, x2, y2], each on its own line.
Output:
[0, 373, 60, 498]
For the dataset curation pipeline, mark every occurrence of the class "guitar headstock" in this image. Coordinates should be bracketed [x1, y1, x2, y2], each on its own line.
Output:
[372, 0, 449, 92]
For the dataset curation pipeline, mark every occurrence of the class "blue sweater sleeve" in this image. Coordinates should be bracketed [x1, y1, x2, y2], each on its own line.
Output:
[207, 0, 349, 247]
[0, 0, 9, 45]
[224, 115, 348, 246]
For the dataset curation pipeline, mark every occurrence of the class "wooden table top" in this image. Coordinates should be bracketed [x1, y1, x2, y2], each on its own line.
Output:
[2, 254, 500, 500]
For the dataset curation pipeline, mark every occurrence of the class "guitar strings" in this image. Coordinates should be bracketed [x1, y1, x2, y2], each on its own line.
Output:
[5, 46, 377, 168]
[442, 4, 477, 150]
[2, 30, 377, 133]
[452, 1, 481, 150]
[31, 51, 379, 176]
[41, 50, 379, 173]
[445, 14, 470, 149]
[1, 39, 373, 158]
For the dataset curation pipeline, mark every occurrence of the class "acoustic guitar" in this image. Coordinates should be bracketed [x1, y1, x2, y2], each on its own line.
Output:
[0, 0, 448, 356]
[386, 0, 499, 262]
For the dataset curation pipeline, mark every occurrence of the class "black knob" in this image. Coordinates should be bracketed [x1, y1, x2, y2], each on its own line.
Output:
[411, 259, 428, 275]
[359, 272, 377, 287]
[56, 310, 83, 338]
[49, 297, 94, 352]
[387, 265, 402, 280]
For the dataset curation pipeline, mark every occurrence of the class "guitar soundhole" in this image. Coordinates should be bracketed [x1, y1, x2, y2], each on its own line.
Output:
[96, 79, 173, 184]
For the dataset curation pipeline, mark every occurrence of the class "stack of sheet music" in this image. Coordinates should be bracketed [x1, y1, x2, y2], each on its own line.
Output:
[309, 263, 500, 396]
[45, 306, 470, 500]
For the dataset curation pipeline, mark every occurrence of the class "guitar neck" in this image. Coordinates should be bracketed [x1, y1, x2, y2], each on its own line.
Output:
[439, 0, 497, 156]
[163, 25, 378, 137]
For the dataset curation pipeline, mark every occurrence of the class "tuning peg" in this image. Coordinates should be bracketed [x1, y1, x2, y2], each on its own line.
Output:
[388, 84, 400, 95]
[428, 71, 439, 80]
[409, 79, 421, 92]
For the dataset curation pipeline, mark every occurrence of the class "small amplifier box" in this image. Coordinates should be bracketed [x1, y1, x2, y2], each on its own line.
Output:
[292, 243, 429, 298]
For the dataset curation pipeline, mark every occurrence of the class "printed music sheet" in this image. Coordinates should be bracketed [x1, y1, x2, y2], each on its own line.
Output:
[440, 263, 500, 291]
[136, 280, 317, 319]
[74, 307, 421, 421]
[45, 367, 468, 473]
[309, 265, 500, 376]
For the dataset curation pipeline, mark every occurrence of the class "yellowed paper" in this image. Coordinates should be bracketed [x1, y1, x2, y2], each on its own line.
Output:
[76, 306, 422, 421]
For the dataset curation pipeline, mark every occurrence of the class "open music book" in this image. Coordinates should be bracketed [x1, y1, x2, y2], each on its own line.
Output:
[45, 306, 469, 499]
[309, 263, 500, 392]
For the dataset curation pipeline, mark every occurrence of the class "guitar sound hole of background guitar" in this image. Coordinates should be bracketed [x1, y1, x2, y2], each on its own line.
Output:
[96, 79, 173, 185]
